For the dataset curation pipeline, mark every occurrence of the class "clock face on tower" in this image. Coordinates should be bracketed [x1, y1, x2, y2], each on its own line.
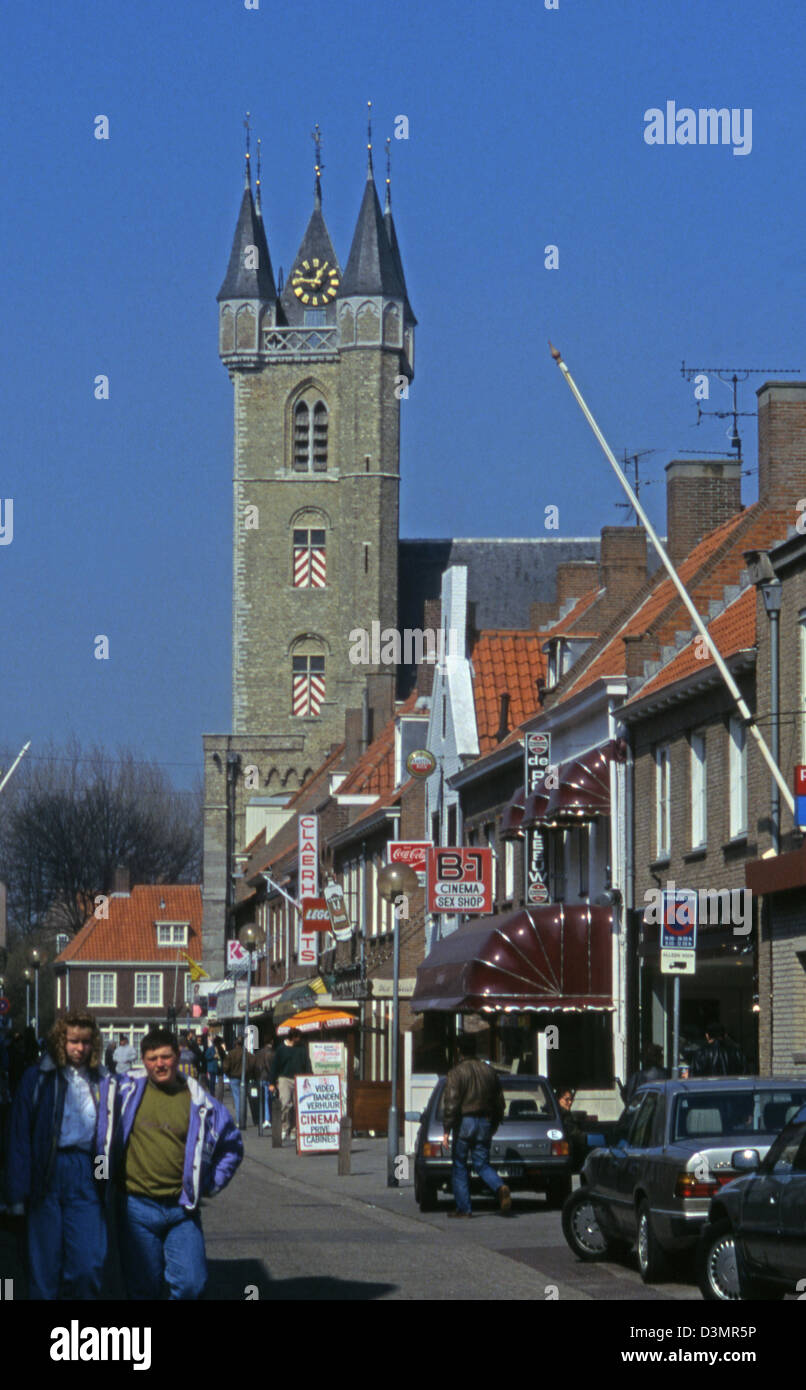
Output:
[291, 257, 340, 306]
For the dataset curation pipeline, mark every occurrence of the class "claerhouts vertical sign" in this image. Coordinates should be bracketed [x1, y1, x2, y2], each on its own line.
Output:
[298, 814, 319, 966]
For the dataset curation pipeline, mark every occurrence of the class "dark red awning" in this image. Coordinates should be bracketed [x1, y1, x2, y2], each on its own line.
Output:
[500, 787, 526, 839]
[411, 904, 613, 1013]
[544, 745, 612, 825]
[521, 787, 550, 828]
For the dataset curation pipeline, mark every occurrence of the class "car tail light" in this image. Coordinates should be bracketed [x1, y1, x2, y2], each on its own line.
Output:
[423, 1141, 446, 1158]
[675, 1171, 736, 1199]
[551, 1139, 569, 1157]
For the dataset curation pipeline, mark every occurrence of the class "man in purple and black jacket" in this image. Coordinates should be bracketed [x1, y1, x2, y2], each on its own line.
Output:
[98, 1026, 243, 1300]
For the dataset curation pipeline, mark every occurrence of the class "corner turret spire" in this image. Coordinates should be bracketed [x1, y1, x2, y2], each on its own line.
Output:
[217, 119, 277, 304]
[312, 122, 323, 209]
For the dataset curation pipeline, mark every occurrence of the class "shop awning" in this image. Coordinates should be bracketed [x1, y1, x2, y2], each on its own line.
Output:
[545, 746, 611, 823]
[411, 904, 614, 1013]
[276, 1006, 358, 1035]
[500, 787, 526, 839]
[521, 788, 550, 828]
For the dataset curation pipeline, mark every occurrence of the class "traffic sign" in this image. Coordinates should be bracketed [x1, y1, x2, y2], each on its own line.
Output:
[0, 997, 10, 1016]
[796, 765, 806, 829]
[660, 889, 697, 974]
[427, 847, 493, 914]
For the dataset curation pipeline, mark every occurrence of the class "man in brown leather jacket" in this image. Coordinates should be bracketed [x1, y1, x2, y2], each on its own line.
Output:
[441, 1036, 510, 1217]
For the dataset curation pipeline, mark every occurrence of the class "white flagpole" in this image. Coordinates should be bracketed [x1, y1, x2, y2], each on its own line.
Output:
[549, 343, 795, 817]
[0, 740, 31, 796]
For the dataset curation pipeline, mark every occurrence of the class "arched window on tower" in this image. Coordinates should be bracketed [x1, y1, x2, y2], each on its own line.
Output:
[293, 528, 326, 587]
[292, 651, 326, 717]
[291, 392, 328, 472]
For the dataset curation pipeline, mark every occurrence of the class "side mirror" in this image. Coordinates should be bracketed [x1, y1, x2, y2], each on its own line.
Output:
[731, 1148, 760, 1172]
[404, 1111, 423, 1123]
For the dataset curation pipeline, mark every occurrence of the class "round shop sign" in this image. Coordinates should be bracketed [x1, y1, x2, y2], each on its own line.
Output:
[406, 748, 437, 779]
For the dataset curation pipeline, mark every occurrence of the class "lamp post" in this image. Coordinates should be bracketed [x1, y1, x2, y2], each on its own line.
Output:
[377, 862, 419, 1188]
[237, 922, 265, 1131]
[23, 969, 32, 1028]
[29, 949, 47, 1037]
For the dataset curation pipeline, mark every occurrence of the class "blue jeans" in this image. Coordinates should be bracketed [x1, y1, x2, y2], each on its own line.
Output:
[27, 1148, 107, 1300]
[451, 1116, 503, 1214]
[261, 1080, 271, 1125]
[119, 1194, 207, 1300]
[229, 1077, 241, 1124]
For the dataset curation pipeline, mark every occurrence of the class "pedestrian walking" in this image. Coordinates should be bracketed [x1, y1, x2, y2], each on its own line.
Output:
[98, 1027, 243, 1300]
[224, 1036, 259, 1127]
[177, 1031, 200, 1081]
[441, 1036, 510, 1217]
[269, 1029, 310, 1140]
[104, 1039, 117, 1073]
[690, 1022, 747, 1077]
[5, 1010, 108, 1299]
[113, 1033, 137, 1075]
[623, 1044, 670, 1103]
[253, 1038, 275, 1128]
[205, 1035, 225, 1099]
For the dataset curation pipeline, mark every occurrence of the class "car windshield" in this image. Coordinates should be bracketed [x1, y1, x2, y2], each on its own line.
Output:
[436, 1079, 555, 1122]
[672, 1089, 806, 1142]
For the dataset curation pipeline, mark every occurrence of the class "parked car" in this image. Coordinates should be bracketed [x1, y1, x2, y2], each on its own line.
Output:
[697, 1100, 806, 1300]
[562, 1078, 806, 1284]
[411, 1074, 573, 1210]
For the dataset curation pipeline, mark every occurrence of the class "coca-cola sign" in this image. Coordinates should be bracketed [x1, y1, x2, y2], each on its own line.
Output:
[389, 841, 430, 886]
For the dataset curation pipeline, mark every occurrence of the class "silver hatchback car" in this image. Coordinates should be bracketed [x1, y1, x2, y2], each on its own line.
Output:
[562, 1077, 806, 1284]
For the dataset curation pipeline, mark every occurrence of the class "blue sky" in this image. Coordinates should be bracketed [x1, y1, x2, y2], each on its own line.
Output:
[2, 0, 805, 787]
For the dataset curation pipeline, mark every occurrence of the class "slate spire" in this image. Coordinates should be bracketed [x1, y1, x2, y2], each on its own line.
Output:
[383, 137, 416, 325]
[280, 125, 341, 323]
[217, 117, 277, 303]
[340, 122, 405, 299]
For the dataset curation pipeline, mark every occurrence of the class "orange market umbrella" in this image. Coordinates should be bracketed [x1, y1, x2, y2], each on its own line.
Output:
[276, 1007, 357, 1036]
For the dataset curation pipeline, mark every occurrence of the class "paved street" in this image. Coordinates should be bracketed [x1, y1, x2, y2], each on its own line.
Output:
[197, 1129, 703, 1302]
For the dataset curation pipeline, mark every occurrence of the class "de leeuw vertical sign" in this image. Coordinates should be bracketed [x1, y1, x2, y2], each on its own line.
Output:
[298, 813, 319, 966]
[524, 732, 551, 905]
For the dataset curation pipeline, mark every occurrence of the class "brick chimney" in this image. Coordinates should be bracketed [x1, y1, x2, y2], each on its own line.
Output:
[598, 527, 648, 610]
[665, 458, 743, 564]
[111, 865, 130, 897]
[756, 381, 806, 508]
[556, 560, 599, 609]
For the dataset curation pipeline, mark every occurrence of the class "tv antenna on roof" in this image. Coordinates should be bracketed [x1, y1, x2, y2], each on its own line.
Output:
[615, 448, 658, 524]
[680, 362, 800, 462]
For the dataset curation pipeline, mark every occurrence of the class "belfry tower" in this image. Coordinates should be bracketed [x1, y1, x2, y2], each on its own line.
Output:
[202, 117, 416, 974]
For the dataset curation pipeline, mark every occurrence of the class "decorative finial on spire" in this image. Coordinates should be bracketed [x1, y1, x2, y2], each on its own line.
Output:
[256, 136, 262, 214]
[385, 136, 392, 211]
[244, 111, 252, 190]
[312, 122, 323, 207]
[366, 99, 373, 176]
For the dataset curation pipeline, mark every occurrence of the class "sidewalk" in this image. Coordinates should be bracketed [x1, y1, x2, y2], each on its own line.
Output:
[235, 1120, 414, 1207]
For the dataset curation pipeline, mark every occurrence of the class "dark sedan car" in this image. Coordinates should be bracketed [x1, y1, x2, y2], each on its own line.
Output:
[411, 1074, 572, 1211]
[562, 1078, 806, 1284]
[697, 1101, 806, 1300]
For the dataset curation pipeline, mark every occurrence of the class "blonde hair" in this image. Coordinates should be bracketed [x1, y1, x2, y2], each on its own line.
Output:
[48, 1010, 103, 1069]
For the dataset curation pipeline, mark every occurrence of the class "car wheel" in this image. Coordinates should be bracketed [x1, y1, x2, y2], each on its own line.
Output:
[545, 1175, 573, 1209]
[636, 1200, 668, 1284]
[697, 1220, 741, 1301]
[561, 1186, 612, 1261]
[414, 1168, 439, 1213]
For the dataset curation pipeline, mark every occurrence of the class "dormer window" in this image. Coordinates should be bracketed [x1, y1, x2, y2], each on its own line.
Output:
[157, 922, 189, 947]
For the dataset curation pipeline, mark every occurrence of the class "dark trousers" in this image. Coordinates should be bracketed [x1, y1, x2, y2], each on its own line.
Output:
[27, 1148, 107, 1299]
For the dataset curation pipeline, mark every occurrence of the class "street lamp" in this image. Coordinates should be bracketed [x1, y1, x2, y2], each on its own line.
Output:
[29, 948, 47, 1037]
[237, 921, 266, 1130]
[23, 969, 32, 1028]
[377, 862, 419, 1188]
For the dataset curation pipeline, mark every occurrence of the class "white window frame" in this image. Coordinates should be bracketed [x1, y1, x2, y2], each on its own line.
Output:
[690, 732, 707, 848]
[134, 972, 163, 1008]
[729, 717, 748, 838]
[156, 922, 189, 947]
[88, 971, 117, 1007]
[655, 744, 671, 859]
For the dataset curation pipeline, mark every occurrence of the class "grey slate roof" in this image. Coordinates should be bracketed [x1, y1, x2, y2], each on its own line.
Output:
[384, 194, 416, 325]
[217, 185, 278, 302]
[340, 171, 405, 299]
[280, 198, 342, 325]
[398, 538, 602, 633]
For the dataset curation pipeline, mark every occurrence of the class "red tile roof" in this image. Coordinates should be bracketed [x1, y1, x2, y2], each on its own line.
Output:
[625, 585, 756, 703]
[56, 885, 202, 963]
[554, 504, 788, 703]
[337, 690, 422, 797]
[470, 630, 546, 752]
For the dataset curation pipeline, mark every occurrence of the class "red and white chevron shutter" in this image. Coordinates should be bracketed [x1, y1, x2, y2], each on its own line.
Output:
[293, 545, 310, 587]
[309, 545, 326, 588]
[292, 656, 325, 716]
[293, 529, 326, 588]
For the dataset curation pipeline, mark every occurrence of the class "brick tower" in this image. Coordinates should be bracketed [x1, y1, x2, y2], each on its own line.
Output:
[202, 126, 416, 975]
